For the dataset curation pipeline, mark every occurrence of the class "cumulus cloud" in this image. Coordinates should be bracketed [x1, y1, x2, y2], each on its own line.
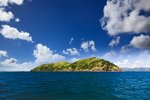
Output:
[81, 41, 89, 52]
[109, 36, 120, 47]
[0, 50, 7, 57]
[0, 25, 33, 42]
[130, 34, 150, 49]
[101, 0, 150, 35]
[63, 48, 80, 56]
[69, 38, 74, 44]
[0, 58, 19, 71]
[0, 8, 14, 22]
[1, 58, 17, 66]
[34, 43, 65, 64]
[89, 41, 97, 52]
[0, 58, 35, 71]
[0, 0, 24, 7]
[81, 40, 97, 52]
[100, 50, 150, 69]
[0, 1, 33, 42]
[0, 0, 24, 22]
[0, 43, 65, 71]
[0, 0, 8, 6]
[115, 51, 150, 68]
[9, 0, 24, 5]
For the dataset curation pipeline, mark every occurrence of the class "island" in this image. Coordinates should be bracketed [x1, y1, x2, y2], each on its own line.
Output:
[31, 57, 121, 72]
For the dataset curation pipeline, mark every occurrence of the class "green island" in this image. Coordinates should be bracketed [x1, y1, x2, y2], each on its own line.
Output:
[31, 57, 121, 72]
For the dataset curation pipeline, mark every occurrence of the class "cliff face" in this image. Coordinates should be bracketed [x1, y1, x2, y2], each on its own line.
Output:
[31, 57, 121, 72]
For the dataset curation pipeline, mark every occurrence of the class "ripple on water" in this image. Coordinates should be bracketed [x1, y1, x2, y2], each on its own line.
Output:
[0, 72, 150, 100]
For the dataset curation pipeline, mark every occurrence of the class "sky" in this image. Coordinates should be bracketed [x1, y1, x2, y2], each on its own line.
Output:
[0, 0, 150, 71]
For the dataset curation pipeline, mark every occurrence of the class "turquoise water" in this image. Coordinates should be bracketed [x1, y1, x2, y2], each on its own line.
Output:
[0, 72, 150, 100]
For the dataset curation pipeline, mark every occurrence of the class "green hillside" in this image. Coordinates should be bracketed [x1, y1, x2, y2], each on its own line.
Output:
[31, 57, 121, 72]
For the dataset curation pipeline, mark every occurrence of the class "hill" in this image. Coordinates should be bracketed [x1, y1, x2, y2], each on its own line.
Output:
[31, 57, 121, 72]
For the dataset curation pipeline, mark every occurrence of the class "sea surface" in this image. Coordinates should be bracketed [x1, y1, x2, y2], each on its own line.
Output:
[0, 72, 150, 100]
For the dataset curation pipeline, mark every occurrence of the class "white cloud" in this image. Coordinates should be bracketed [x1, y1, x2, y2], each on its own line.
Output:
[0, 0, 24, 7]
[0, 50, 7, 57]
[115, 51, 150, 68]
[63, 48, 80, 56]
[0, 25, 33, 42]
[0, 8, 14, 22]
[0, 0, 8, 6]
[69, 38, 74, 44]
[130, 34, 150, 49]
[0, 0, 24, 22]
[89, 40, 97, 52]
[62, 50, 69, 55]
[101, 50, 150, 69]
[120, 45, 131, 53]
[102, 50, 116, 59]
[81, 41, 89, 52]
[15, 18, 20, 22]
[0, 58, 35, 71]
[109, 36, 120, 47]
[101, 0, 150, 35]
[34, 43, 65, 64]
[1, 58, 17, 66]
[9, 0, 24, 5]
[81, 40, 97, 52]
[0, 43, 65, 71]
[0, 1, 32, 42]
[69, 58, 80, 62]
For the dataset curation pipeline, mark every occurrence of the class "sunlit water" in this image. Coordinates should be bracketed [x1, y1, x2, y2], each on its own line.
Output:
[0, 72, 150, 100]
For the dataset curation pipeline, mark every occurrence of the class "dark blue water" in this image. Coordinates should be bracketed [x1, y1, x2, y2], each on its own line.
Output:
[0, 72, 150, 100]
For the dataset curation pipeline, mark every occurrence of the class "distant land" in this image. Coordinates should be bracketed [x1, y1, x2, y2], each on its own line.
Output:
[31, 57, 121, 72]
[123, 68, 150, 72]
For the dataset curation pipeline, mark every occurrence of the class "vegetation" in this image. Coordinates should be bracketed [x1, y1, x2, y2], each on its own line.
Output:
[31, 57, 121, 72]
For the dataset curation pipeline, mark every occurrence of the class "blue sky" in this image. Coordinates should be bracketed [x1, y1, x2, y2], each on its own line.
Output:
[0, 0, 150, 71]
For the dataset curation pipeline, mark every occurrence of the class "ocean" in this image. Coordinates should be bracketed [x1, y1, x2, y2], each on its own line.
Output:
[0, 72, 150, 100]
